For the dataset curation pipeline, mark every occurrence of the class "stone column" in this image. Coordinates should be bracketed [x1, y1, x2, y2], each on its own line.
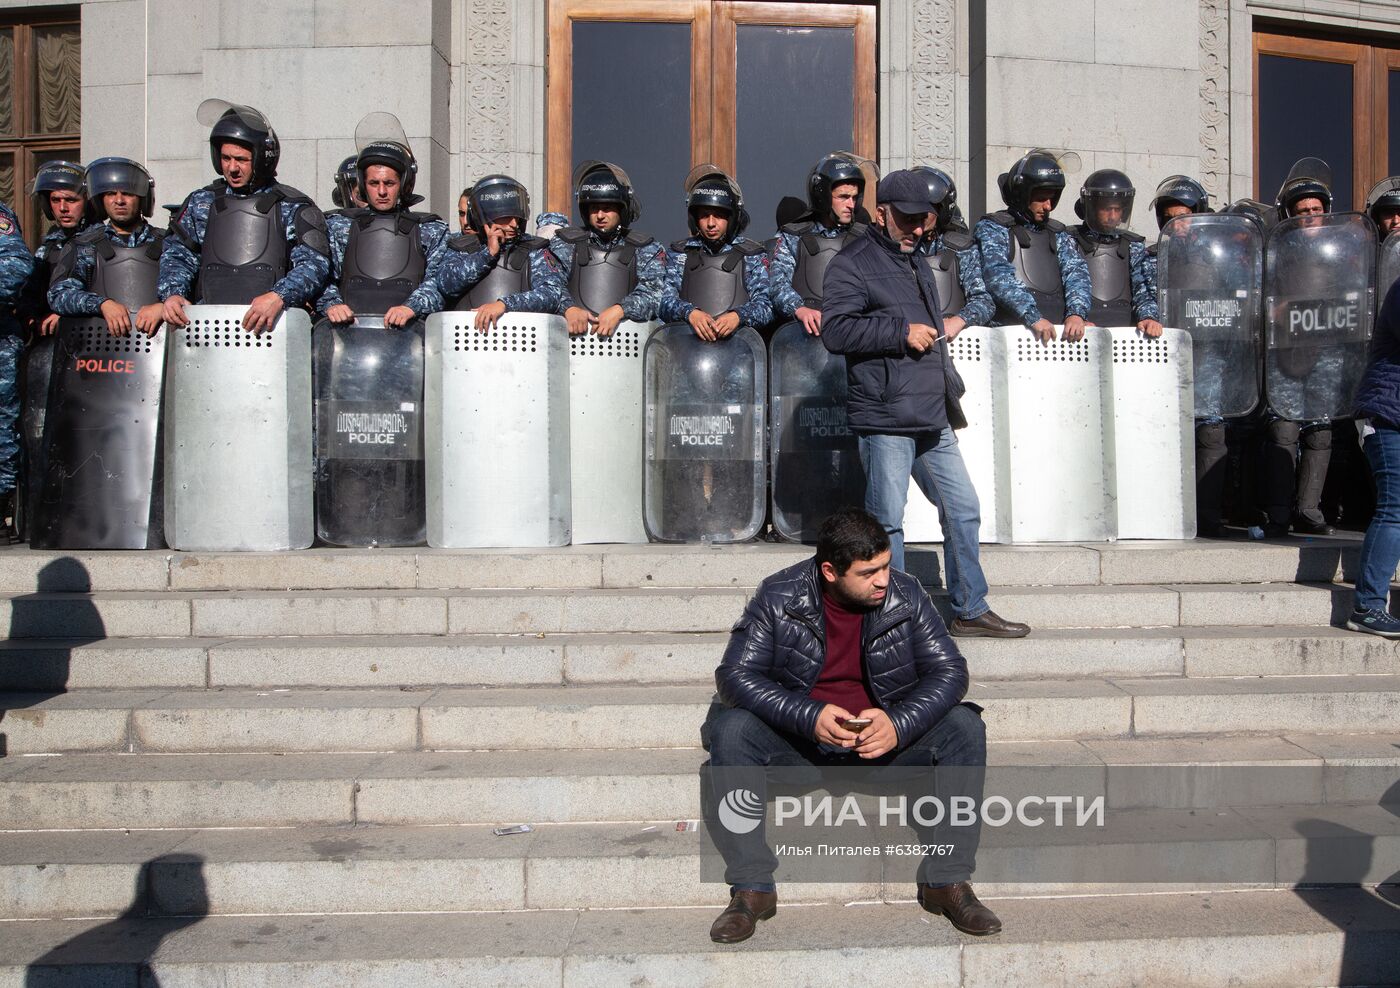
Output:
[879, 0, 964, 190]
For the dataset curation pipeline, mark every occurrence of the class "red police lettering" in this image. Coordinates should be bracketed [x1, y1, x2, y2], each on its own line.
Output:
[75, 358, 135, 374]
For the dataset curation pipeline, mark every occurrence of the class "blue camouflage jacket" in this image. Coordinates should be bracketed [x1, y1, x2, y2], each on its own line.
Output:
[915, 231, 996, 327]
[769, 219, 856, 319]
[47, 223, 162, 316]
[157, 180, 331, 308]
[315, 209, 451, 317]
[18, 224, 88, 321]
[436, 234, 566, 314]
[550, 227, 668, 322]
[657, 236, 773, 327]
[974, 214, 1092, 326]
[0, 204, 34, 311]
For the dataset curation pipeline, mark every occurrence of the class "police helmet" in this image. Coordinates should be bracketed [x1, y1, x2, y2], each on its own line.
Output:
[573, 160, 640, 226]
[999, 149, 1067, 217]
[1224, 198, 1278, 237]
[29, 160, 86, 221]
[467, 174, 530, 231]
[1149, 175, 1211, 230]
[356, 142, 417, 203]
[332, 156, 358, 209]
[1275, 157, 1333, 220]
[1075, 168, 1136, 234]
[910, 165, 959, 231]
[84, 157, 155, 220]
[198, 99, 280, 186]
[684, 164, 749, 242]
[807, 151, 871, 217]
[1364, 177, 1400, 229]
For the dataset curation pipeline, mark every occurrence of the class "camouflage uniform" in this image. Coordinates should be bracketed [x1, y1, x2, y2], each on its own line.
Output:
[657, 237, 772, 328]
[18, 225, 92, 324]
[768, 220, 852, 320]
[47, 223, 162, 316]
[915, 233, 996, 327]
[314, 210, 451, 317]
[436, 235, 566, 314]
[973, 217, 1092, 327]
[157, 181, 330, 308]
[0, 203, 34, 495]
[551, 229, 669, 321]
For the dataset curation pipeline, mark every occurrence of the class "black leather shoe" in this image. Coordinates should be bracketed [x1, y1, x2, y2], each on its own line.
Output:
[950, 609, 1030, 639]
[709, 890, 777, 943]
[918, 882, 1002, 935]
[1291, 513, 1335, 536]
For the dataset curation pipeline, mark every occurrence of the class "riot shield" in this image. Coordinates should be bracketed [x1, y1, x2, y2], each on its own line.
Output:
[768, 320, 864, 543]
[312, 317, 425, 547]
[569, 320, 657, 544]
[32, 316, 167, 549]
[425, 312, 570, 547]
[20, 336, 56, 542]
[164, 306, 313, 550]
[1380, 231, 1400, 306]
[643, 324, 766, 543]
[1264, 213, 1376, 422]
[1157, 213, 1263, 418]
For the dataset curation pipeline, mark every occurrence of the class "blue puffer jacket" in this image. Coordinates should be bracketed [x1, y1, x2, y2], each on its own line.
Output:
[714, 559, 969, 745]
[1354, 276, 1400, 428]
[820, 224, 953, 435]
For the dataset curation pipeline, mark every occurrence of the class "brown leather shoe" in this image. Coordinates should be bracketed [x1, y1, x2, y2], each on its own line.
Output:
[918, 882, 1002, 935]
[950, 609, 1030, 639]
[709, 889, 777, 943]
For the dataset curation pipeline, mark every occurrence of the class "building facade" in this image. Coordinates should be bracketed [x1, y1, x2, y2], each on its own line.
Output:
[1, 0, 1398, 246]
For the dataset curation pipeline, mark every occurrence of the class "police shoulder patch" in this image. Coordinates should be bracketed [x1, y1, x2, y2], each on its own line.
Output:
[0, 216, 13, 236]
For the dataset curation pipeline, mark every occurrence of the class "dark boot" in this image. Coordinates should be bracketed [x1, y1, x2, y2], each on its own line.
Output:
[709, 889, 777, 943]
[1293, 426, 1334, 535]
[1259, 418, 1300, 529]
[1195, 420, 1228, 536]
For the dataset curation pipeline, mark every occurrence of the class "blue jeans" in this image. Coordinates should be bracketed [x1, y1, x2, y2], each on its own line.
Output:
[857, 431, 989, 620]
[1355, 425, 1400, 612]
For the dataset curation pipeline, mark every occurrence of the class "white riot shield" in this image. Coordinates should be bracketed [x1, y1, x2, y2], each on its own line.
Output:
[569, 320, 657, 544]
[904, 327, 1010, 545]
[1379, 232, 1400, 308]
[1157, 213, 1263, 419]
[426, 312, 570, 547]
[1265, 213, 1376, 421]
[768, 321, 865, 544]
[1004, 327, 1115, 541]
[164, 306, 313, 550]
[1106, 328, 1196, 539]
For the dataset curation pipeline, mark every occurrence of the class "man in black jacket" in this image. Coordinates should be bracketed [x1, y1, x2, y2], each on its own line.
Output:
[823, 170, 1028, 639]
[701, 508, 1001, 943]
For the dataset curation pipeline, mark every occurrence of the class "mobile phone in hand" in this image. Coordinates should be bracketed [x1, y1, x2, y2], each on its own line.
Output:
[840, 717, 873, 731]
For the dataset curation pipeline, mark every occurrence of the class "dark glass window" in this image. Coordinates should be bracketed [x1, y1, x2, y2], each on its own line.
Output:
[1257, 54, 1354, 210]
[1390, 69, 1400, 176]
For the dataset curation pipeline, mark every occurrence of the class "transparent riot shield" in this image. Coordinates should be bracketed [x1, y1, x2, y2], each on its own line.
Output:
[20, 335, 56, 542]
[32, 316, 167, 549]
[643, 324, 766, 543]
[1380, 231, 1400, 307]
[768, 320, 864, 543]
[164, 306, 314, 551]
[1264, 213, 1376, 422]
[1158, 213, 1263, 419]
[312, 317, 425, 547]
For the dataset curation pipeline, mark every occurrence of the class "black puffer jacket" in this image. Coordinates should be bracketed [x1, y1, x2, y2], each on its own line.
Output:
[714, 559, 969, 745]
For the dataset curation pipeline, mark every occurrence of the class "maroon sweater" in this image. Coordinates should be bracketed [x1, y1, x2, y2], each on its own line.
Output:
[810, 591, 875, 715]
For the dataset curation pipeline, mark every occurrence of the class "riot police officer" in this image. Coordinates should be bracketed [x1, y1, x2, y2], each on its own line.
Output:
[158, 99, 331, 334]
[551, 161, 667, 338]
[316, 115, 449, 329]
[1367, 178, 1400, 241]
[657, 165, 772, 337]
[436, 174, 565, 330]
[0, 199, 34, 531]
[1072, 169, 1162, 335]
[910, 165, 994, 335]
[458, 186, 474, 235]
[974, 149, 1092, 342]
[329, 155, 365, 214]
[1150, 175, 1211, 234]
[47, 157, 165, 336]
[21, 160, 92, 336]
[769, 151, 872, 335]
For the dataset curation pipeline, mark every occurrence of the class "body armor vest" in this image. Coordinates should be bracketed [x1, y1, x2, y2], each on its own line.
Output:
[451, 235, 544, 310]
[1077, 228, 1134, 326]
[994, 212, 1065, 324]
[787, 222, 863, 306]
[922, 233, 971, 318]
[341, 210, 428, 313]
[561, 228, 641, 313]
[84, 228, 164, 310]
[197, 189, 288, 305]
[672, 240, 754, 316]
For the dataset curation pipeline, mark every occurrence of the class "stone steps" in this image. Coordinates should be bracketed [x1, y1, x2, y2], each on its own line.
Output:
[1, 733, 1395, 830]
[3, 889, 1398, 987]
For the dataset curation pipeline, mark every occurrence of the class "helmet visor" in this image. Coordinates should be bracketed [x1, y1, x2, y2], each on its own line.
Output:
[1083, 190, 1134, 234]
[85, 158, 150, 200]
[354, 112, 411, 154]
[197, 98, 272, 133]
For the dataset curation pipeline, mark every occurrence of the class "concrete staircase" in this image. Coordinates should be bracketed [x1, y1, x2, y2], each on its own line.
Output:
[0, 539, 1397, 986]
